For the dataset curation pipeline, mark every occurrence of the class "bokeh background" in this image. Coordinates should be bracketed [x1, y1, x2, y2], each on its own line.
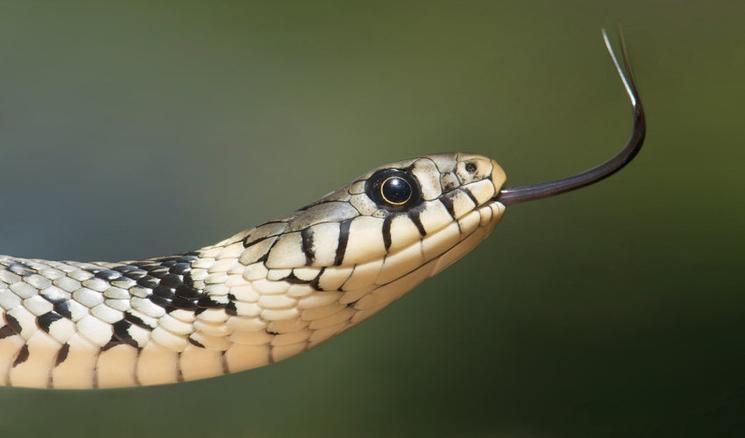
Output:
[0, 1, 742, 437]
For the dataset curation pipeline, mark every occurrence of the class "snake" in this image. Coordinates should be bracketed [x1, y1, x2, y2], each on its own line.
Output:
[0, 31, 645, 389]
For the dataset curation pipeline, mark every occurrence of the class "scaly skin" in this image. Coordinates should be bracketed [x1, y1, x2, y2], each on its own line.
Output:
[0, 153, 506, 389]
[0, 31, 647, 390]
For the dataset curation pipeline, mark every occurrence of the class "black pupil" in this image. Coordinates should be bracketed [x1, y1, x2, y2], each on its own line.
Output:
[381, 177, 412, 205]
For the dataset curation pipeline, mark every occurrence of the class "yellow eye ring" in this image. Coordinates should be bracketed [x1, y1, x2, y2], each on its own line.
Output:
[380, 176, 412, 206]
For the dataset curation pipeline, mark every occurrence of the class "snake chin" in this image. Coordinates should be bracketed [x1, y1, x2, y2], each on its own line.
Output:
[346, 201, 505, 325]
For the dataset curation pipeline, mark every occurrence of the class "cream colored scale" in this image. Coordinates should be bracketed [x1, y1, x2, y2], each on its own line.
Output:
[0, 30, 645, 389]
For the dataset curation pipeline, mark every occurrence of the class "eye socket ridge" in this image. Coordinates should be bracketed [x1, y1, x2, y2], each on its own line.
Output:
[365, 169, 422, 210]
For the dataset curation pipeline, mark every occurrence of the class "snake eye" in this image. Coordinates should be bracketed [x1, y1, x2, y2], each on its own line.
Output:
[380, 177, 412, 205]
[366, 169, 421, 210]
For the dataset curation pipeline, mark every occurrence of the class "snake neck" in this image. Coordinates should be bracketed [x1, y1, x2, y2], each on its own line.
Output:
[189, 198, 506, 364]
[0, 200, 503, 389]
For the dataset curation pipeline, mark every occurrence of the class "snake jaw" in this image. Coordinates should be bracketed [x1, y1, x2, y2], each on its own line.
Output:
[239, 153, 507, 315]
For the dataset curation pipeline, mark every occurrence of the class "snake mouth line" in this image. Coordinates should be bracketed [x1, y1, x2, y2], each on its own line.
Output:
[389, 200, 503, 268]
[335, 201, 504, 318]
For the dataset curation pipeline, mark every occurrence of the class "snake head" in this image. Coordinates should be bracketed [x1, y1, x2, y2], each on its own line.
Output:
[221, 153, 506, 323]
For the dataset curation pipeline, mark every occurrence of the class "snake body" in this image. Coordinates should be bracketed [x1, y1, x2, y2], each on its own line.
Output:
[0, 153, 505, 388]
[0, 30, 647, 390]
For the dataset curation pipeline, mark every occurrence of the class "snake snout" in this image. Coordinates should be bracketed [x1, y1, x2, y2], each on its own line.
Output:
[449, 154, 507, 208]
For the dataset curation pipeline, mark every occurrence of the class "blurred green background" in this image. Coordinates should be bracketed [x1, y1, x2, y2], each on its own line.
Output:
[0, 1, 743, 437]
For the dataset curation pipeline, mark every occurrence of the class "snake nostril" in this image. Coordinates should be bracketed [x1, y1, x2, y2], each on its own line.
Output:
[465, 162, 477, 173]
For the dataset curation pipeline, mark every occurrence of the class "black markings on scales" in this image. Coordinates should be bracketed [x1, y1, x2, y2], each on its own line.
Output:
[8, 262, 34, 277]
[12, 345, 29, 367]
[188, 337, 205, 348]
[438, 196, 456, 219]
[124, 311, 154, 330]
[37, 312, 62, 333]
[463, 188, 480, 207]
[225, 295, 238, 316]
[300, 228, 315, 265]
[95, 269, 122, 281]
[382, 215, 394, 252]
[309, 267, 325, 291]
[104, 319, 139, 350]
[407, 209, 427, 237]
[438, 196, 461, 232]
[2, 313, 22, 336]
[242, 234, 274, 249]
[55, 343, 70, 366]
[334, 219, 352, 266]
[53, 301, 72, 320]
[0, 325, 14, 339]
[107, 253, 209, 313]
